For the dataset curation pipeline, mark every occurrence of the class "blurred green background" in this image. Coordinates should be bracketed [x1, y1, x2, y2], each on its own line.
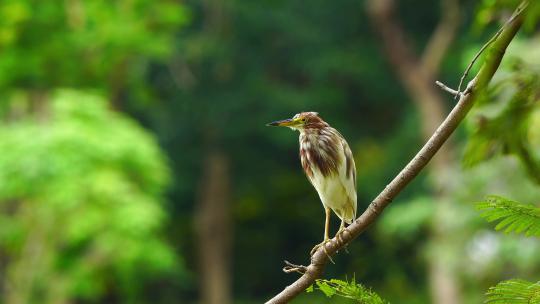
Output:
[0, 0, 539, 303]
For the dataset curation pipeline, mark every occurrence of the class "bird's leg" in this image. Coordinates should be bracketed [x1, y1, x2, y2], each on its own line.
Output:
[337, 218, 345, 234]
[324, 207, 331, 241]
[310, 208, 333, 262]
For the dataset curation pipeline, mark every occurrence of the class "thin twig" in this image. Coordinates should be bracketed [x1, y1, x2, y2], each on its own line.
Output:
[436, 81, 461, 97]
[283, 261, 308, 274]
[266, 3, 526, 303]
[454, 1, 529, 99]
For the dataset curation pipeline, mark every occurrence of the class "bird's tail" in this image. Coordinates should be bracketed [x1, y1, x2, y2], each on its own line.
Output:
[342, 199, 356, 224]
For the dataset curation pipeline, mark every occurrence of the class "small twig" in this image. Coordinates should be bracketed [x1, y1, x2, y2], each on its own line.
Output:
[436, 81, 462, 97]
[454, 1, 529, 99]
[283, 261, 308, 274]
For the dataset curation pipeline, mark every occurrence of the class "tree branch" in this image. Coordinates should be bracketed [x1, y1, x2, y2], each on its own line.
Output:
[265, 2, 527, 303]
[366, 2, 461, 301]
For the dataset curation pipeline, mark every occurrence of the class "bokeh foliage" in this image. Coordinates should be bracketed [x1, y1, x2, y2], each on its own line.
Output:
[0, 90, 180, 303]
[463, 56, 540, 183]
[0, 0, 189, 102]
[0, 1, 189, 302]
[0, 0, 538, 303]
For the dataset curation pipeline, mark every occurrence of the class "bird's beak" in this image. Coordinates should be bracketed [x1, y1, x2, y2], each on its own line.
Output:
[266, 118, 296, 127]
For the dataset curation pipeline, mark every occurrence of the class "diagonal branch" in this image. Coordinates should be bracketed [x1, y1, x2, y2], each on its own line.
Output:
[265, 2, 528, 303]
[366, 1, 461, 302]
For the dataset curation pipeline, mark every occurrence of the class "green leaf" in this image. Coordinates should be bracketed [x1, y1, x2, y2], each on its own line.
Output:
[462, 63, 540, 183]
[310, 277, 388, 303]
[316, 280, 337, 297]
[476, 195, 540, 237]
[485, 279, 540, 304]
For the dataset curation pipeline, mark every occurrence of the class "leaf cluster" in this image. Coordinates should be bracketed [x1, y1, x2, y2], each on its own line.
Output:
[476, 195, 540, 236]
[475, 195, 539, 302]
[463, 63, 540, 184]
[307, 277, 388, 304]
[485, 279, 540, 303]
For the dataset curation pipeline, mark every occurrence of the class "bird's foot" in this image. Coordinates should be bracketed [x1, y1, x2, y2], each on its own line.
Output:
[335, 227, 345, 241]
[335, 227, 349, 254]
[310, 239, 330, 256]
[310, 239, 335, 264]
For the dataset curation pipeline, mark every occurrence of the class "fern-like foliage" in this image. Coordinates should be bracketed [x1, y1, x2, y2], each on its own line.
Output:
[306, 277, 388, 304]
[485, 279, 540, 304]
[476, 195, 540, 237]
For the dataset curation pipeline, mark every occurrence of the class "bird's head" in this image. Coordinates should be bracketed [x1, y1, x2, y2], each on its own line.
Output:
[266, 112, 323, 131]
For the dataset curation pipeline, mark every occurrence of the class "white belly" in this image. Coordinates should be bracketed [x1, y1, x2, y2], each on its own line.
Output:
[310, 167, 356, 223]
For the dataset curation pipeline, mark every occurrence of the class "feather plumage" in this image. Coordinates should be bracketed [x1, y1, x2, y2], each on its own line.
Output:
[267, 111, 358, 242]
[297, 112, 357, 224]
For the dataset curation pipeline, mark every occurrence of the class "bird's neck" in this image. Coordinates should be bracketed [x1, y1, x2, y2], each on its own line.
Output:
[298, 126, 341, 177]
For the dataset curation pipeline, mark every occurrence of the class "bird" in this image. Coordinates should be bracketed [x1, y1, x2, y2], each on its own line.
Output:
[267, 112, 357, 255]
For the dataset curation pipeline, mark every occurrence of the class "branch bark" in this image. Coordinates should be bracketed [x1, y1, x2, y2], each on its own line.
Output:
[266, 2, 527, 303]
[366, 0, 461, 303]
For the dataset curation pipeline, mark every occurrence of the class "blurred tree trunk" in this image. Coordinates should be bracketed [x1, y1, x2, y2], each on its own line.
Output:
[367, 0, 462, 303]
[194, 148, 233, 304]
[193, 1, 233, 303]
